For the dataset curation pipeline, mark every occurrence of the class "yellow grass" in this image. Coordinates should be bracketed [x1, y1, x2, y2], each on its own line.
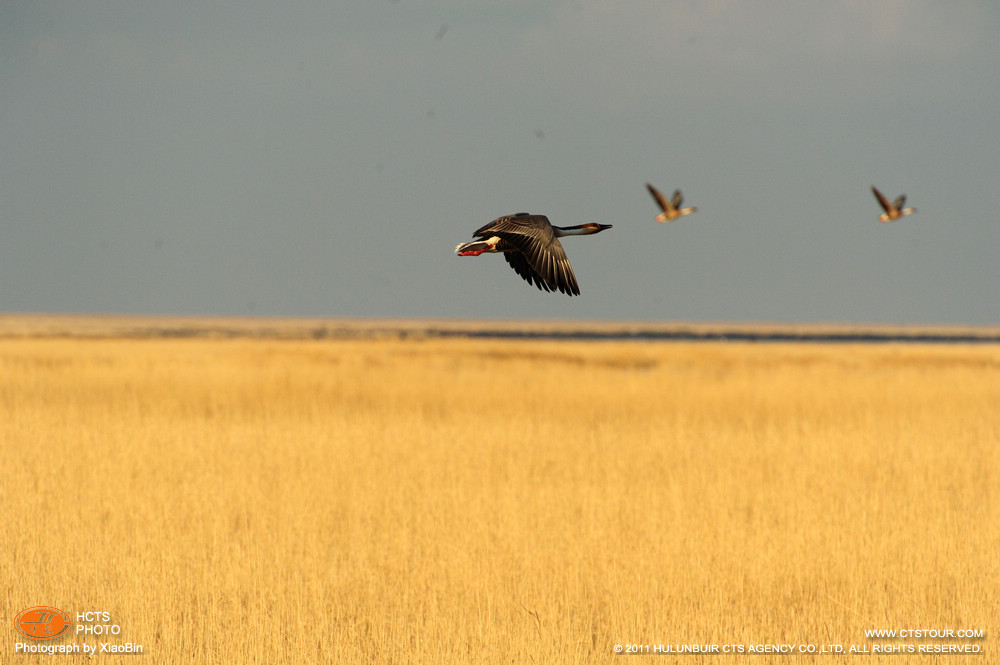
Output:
[2, 334, 998, 663]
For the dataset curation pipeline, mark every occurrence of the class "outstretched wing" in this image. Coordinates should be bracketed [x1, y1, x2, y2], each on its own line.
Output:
[503, 251, 553, 293]
[646, 183, 673, 213]
[501, 235, 580, 296]
[472, 212, 533, 238]
[892, 195, 906, 210]
[671, 190, 684, 208]
[871, 186, 893, 213]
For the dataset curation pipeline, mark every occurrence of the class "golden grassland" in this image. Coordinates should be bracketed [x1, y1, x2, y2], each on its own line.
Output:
[2, 330, 999, 663]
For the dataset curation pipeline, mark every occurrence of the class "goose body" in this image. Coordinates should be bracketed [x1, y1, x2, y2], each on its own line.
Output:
[647, 183, 696, 222]
[872, 186, 916, 223]
[455, 212, 612, 296]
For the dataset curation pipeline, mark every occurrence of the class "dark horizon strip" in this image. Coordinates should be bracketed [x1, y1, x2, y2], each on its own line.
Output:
[419, 328, 1000, 344]
[15, 322, 998, 344]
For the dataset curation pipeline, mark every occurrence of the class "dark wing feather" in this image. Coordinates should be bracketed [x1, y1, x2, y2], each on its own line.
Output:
[501, 233, 579, 295]
[503, 251, 554, 292]
[525, 236, 579, 296]
[671, 190, 684, 208]
[871, 186, 892, 213]
[646, 183, 671, 212]
[893, 195, 906, 209]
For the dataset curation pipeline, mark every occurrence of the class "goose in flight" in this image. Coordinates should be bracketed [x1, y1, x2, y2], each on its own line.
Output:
[455, 213, 612, 296]
[646, 183, 696, 222]
[872, 186, 916, 223]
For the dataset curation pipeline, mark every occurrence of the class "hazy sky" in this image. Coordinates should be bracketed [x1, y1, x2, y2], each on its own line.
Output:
[3, 1, 999, 324]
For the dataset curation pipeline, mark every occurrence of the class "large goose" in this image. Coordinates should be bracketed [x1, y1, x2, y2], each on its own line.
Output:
[872, 186, 916, 223]
[646, 183, 696, 222]
[455, 212, 612, 296]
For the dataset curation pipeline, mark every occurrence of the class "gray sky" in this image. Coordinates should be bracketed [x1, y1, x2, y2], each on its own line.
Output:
[3, 1, 999, 324]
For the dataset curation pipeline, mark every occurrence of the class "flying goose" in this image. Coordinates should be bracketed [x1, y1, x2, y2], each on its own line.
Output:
[646, 183, 696, 222]
[872, 186, 916, 223]
[455, 213, 612, 296]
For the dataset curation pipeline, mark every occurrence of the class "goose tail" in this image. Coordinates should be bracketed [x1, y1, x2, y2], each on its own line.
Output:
[455, 240, 494, 256]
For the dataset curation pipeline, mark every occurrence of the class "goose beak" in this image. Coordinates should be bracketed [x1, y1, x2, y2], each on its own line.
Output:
[599, 224, 613, 231]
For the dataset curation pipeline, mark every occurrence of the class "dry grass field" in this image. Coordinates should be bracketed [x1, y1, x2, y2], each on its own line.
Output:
[2, 327, 998, 663]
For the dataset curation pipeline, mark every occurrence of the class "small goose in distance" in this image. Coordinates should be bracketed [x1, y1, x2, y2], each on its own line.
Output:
[646, 183, 696, 222]
[872, 186, 917, 223]
[455, 213, 612, 296]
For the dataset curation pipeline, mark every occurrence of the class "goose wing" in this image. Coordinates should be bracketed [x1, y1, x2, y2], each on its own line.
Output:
[505, 234, 579, 295]
[503, 251, 554, 293]
[892, 194, 907, 210]
[671, 189, 684, 209]
[472, 212, 540, 238]
[646, 183, 673, 212]
[871, 186, 893, 213]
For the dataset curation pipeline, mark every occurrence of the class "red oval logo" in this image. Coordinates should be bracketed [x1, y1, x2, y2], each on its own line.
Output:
[14, 607, 72, 640]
